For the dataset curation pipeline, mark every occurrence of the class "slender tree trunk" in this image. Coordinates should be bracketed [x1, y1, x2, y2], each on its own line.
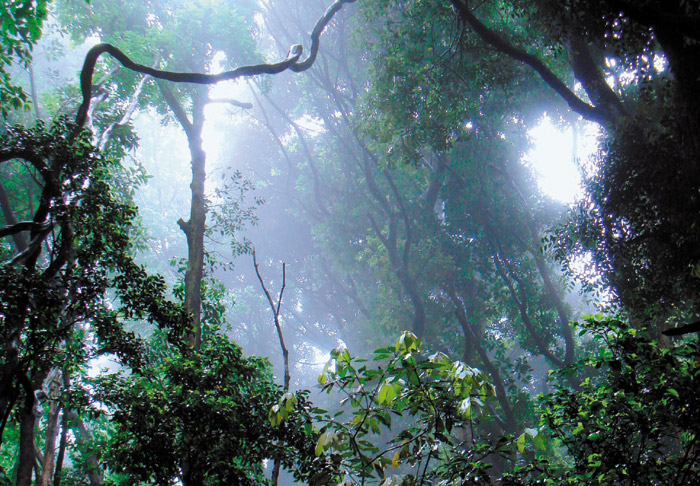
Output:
[160, 84, 208, 350]
[62, 410, 103, 486]
[183, 108, 207, 350]
[501, 169, 577, 366]
[0, 182, 29, 252]
[39, 398, 61, 486]
[62, 373, 103, 486]
[52, 410, 68, 486]
[16, 380, 39, 486]
[29, 63, 42, 120]
[158, 84, 208, 486]
[452, 293, 517, 433]
[253, 254, 289, 486]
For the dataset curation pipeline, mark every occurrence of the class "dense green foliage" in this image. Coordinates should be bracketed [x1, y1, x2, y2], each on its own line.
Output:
[538, 319, 700, 485]
[1, 0, 700, 485]
[0, 0, 48, 113]
[311, 332, 504, 485]
[95, 332, 328, 485]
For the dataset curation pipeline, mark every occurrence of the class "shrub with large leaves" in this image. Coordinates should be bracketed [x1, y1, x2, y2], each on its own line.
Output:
[303, 331, 519, 485]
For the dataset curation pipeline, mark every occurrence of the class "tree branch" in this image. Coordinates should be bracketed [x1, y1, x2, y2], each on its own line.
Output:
[206, 98, 253, 109]
[0, 221, 49, 240]
[5, 224, 53, 267]
[75, 0, 357, 128]
[157, 82, 195, 137]
[450, 0, 607, 124]
[252, 250, 289, 486]
[252, 250, 290, 391]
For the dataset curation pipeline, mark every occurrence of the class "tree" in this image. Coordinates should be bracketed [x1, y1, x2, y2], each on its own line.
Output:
[1, 1, 357, 484]
[0, 0, 48, 115]
[94, 326, 331, 486]
[0, 117, 187, 486]
[445, 0, 700, 321]
[59, 0, 357, 351]
[256, 0, 582, 445]
[512, 318, 700, 485]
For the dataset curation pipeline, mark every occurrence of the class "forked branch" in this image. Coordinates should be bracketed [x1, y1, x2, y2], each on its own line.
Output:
[252, 250, 289, 486]
[253, 250, 290, 391]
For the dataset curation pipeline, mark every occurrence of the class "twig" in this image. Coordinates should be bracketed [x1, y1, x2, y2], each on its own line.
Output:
[252, 250, 289, 486]
[253, 251, 289, 389]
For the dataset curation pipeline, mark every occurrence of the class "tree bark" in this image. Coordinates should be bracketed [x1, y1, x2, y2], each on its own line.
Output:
[160, 84, 208, 350]
[52, 408, 68, 486]
[16, 372, 44, 486]
[39, 395, 61, 486]
[0, 181, 29, 252]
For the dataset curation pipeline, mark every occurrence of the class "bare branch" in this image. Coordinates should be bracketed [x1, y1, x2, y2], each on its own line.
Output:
[252, 250, 289, 486]
[206, 98, 253, 109]
[97, 70, 153, 151]
[252, 250, 290, 391]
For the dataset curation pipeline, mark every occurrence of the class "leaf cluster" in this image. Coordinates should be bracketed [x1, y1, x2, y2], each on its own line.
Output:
[307, 331, 511, 485]
[518, 317, 700, 485]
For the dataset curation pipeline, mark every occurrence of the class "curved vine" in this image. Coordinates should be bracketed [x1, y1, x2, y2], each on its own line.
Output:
[75, 0, 357, 128]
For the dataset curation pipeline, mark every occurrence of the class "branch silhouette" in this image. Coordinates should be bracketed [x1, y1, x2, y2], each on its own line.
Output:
[75, 0, 357, 128]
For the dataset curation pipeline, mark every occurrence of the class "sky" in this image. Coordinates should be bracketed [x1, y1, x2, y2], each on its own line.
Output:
[525, 116, 599, 204]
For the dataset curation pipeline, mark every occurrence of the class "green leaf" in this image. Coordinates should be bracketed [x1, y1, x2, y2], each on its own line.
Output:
[314, 437, 325, 457]
[395, 331, 420, 354]
[459, 397, 472, 418]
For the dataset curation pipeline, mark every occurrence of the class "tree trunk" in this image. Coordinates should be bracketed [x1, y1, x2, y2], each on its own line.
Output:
[159, 84, 208, 350]
[452, 292, 517, 433]
[28, 63, 42, 120]
[16, 389, 38, 486]
[63, 410, 103, 486]
[52, 409, 68, 486]
[183, 108, 207, 350]
[62, 373, 103, 486]
[39, 398, 61, 486]
[0, 182, 29, 253]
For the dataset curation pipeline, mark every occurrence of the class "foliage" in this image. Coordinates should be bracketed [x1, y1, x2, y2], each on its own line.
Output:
[0, 118, 190, 486]
[3, 1, 700, 485]
[298, 331, 528, 485]
[0, 117, 177, 393]
[0, 0, 48, 114]
[208, 169, 265, 264]
[93, 331, 331, 486]
[512, 317, 700, 485]
[0, 119, 328, 485]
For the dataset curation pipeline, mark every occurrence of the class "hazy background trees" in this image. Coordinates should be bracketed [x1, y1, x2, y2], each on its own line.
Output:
[1, 0, 699, 484]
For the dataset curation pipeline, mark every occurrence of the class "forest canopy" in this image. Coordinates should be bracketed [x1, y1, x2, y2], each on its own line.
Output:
[0, 0, 699, 485]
